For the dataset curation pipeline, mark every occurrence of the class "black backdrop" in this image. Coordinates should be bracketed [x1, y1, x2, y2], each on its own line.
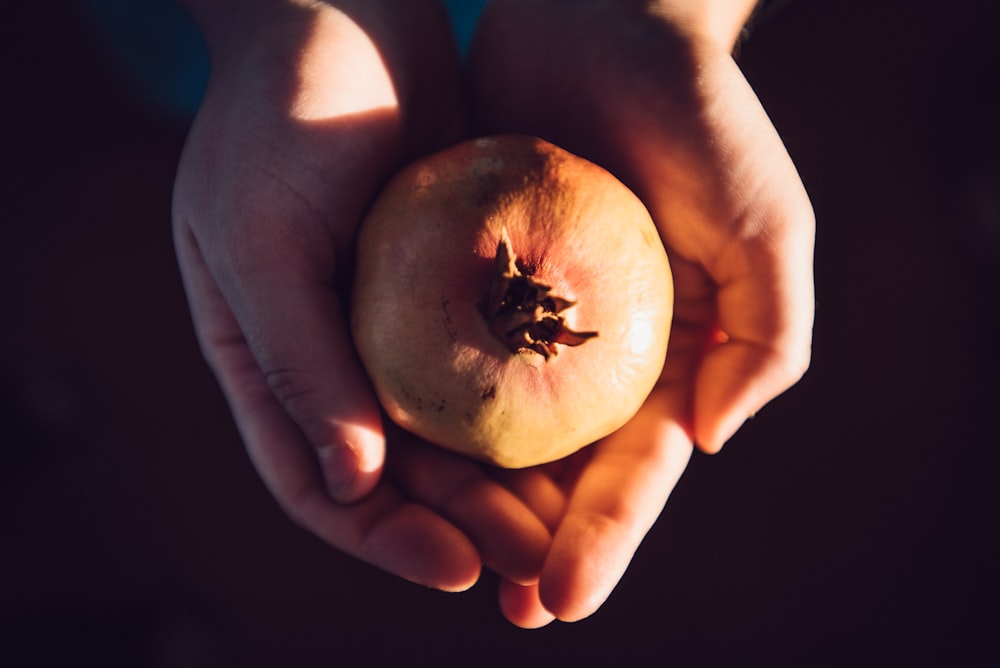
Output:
[2, 1, 997, 665]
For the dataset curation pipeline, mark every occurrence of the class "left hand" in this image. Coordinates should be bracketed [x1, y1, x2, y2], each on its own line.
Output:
[172, 0, 551, 596]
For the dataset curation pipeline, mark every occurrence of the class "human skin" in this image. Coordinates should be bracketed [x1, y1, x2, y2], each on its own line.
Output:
[172, 0, 553, 593]
[467, 0, 815, 625]
[172, 0, 814, 628]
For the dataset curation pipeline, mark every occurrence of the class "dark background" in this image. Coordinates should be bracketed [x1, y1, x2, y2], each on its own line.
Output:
[2, 0, 998, 666]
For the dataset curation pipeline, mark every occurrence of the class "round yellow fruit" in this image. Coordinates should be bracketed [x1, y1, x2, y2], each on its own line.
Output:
[352, 135, 673, 468]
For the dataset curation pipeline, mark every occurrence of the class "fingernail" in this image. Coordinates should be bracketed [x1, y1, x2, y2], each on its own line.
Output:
[317, 443, 360, 501]
[318, 425, 384, 502]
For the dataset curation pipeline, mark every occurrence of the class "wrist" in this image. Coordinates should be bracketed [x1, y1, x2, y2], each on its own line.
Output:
[178, 0, 292, 56]
[181, 0, 351, 84]
[649, 0, 761, 52]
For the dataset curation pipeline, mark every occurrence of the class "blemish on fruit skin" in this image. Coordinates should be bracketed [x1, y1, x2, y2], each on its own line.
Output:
[481, 385, 496, 401]
[398, 384, 445, 413]
[414, 166, 437, 189]
[640, 221, 660, 248]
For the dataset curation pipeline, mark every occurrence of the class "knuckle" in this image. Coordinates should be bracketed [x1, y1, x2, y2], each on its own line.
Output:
[263, 367, 322, 417]
[262, 367, 330, 450]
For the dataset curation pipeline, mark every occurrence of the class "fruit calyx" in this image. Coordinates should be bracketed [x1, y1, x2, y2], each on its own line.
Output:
[482, 227, 598, 359]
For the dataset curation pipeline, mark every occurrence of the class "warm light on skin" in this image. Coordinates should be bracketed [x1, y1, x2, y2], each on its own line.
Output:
[319, 422, 385, 474]
[648, 0, 762, 49]
[289, 8, 400, 122]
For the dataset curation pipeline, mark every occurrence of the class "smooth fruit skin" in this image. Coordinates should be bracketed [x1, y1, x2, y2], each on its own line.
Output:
[351, 135, 673, 468]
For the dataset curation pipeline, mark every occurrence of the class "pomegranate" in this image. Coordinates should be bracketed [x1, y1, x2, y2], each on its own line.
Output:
[351, 135, 672, 468]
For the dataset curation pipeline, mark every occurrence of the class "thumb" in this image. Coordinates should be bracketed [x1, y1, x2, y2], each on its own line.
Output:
[236, 276, 385, 503]
[180, 222, 385, 503]
[693, 206, 815, 453]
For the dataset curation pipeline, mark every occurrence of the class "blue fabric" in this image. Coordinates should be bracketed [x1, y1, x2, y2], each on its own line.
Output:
[82, 0, 210, 119]
[444, 0, 490, 56]
[83, 0, 489, 119]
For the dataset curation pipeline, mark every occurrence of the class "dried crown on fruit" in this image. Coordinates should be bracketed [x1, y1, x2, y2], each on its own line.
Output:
[481, 227, 597, 359]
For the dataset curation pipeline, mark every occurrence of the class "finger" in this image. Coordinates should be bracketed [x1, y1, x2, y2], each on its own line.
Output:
[489, 466, 569, 534]
[607, 55, 815, 454]
[234, 364, 482, 590]
[175, 227, 482, 590]
[232, 355, 481, 591]
[538, 389, 693, 622]
[694, 203, 815, 453]
[689, 62, 815, 452]
[180, 218, 386, 503]
[387, 437, 552, 586]
[498, 580, 556, 629]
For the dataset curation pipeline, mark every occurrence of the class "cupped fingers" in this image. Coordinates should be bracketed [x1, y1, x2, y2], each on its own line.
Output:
[693, 334, 811, 453]
[489, 466, 569, 534]
[387, 436, 553, 586]
[174, 226, 481, 590]
[228, 350, 481, 591]
[694, 201, 815, 453]
[538, 388, 693, 622]
[498, 580, 556, 629]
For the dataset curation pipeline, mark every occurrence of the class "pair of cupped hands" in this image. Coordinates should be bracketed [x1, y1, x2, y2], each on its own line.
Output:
[172, 0, 814, 628]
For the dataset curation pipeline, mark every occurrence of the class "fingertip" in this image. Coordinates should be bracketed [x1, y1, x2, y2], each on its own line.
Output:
[363, 502, 484, 593]
[499, 580, 556, 629]
[693, 411, 749, 455]
[537, 516, 622, 623]
[694, 440, 723, 456]
[318, 424, 385, 503]
[541, 589, 603, 624]
[437, 569, 482, 594]
[693, 339, 801, 455]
